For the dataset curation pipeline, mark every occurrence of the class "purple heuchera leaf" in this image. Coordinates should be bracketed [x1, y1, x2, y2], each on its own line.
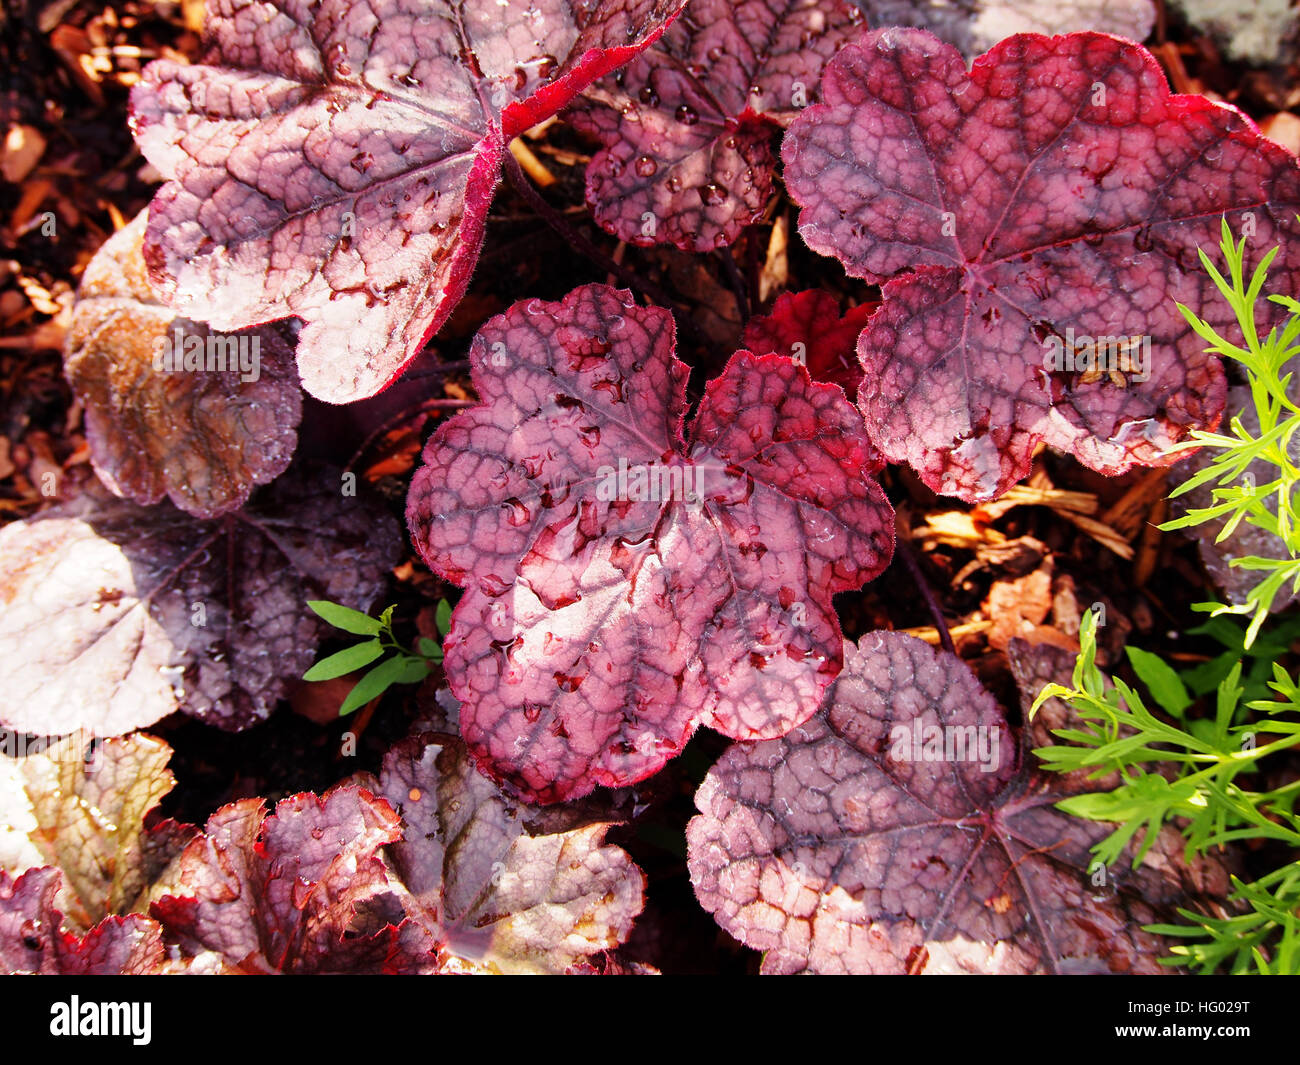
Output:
[783, 29, 1300, 501]
[0, 469, 400, 736]
[129, 0, 686, 403]
[151, 787, 436, 974]
[687, 631, 1232, 974]
[406, 284, 894, 803]
[1, 867, 166, 975]
[65, 209, 301, 518]
[373, 731, 645, 972]
[572, 0, 864, 251]
[742, 289, 877, 396]
[852, 0, 1156, 60]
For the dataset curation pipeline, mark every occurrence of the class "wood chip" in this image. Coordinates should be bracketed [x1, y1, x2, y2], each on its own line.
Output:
[508, 137, 556, 188]
[1060, 510, 1134, 560]
[899, 619, 991, 645]
[1, 125, 47, 184]
[1100, 467, 1169, 540]
[758, 210, 788, 304]
[974, 483, 1098, 521]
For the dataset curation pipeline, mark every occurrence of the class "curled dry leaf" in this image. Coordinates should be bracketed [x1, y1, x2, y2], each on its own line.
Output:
[151, 787, 436, 974]
[687, 631, 1230, 973]
[783, 29, 1300, 501]
[0, 732, 194, 929]
[573, 0, 863, 251]
[0, 469, 400, 736]
[741, 289, 876, 396]
[373, 731, 645, 973]
[65, 210, 302, 519]
[1, 867, 167, 975]
[130, 0, 687, 402]
[406, 284, 895, 803]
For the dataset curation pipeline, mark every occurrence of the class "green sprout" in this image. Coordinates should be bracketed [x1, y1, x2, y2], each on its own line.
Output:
[302, 597, 452, 716]
[1033, 217, 1300, 973]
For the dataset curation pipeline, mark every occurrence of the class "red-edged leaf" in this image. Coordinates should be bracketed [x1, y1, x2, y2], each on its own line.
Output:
[150, 787, 435, 973]
[742, 289, 877, 396]
[1, 867, 166, 974]
[406, 284, 894, 803]
[573, 0, 864, 251]
[374, 732, 645, 972]
[0, 469, 400, 736]
[783, 30, 1300, 501]
[687, 631, 1231, 973]
[130, 0, 686, 403]
[64, 210, 302, 519]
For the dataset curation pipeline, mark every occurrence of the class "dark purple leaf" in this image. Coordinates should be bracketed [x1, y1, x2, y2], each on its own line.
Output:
[573, 0, 864, 250]
[130, 0, 686, 402]
[0, 469, 400, 736]
[851, 0, 1156, 60]
[783, 29, 1300, 501]
[406, 283, 894, 802]
[687, 631, 1231, 973]
[64, 210, 302, 519]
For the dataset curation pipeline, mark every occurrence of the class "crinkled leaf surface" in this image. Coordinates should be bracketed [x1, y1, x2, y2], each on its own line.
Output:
[407, 284, 894, 803]
[374, 731, 644, 972]
[742, 289, 876, 396]
[0, 867, 166, 975]
[0, 470, 400, 736]
[885, 0, 1155, 59]
[783, 29, 1300, 501]
[0, 733, 194, 929]
[574, 0, 863, 251]
[65, 210, 301, 519]
[130, 0, 686, 402]
[687, 631, 1230, 973]
[151, 787, 435, 973]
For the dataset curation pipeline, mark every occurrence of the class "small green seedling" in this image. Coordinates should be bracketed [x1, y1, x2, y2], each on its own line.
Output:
[303, 598, 453, 716]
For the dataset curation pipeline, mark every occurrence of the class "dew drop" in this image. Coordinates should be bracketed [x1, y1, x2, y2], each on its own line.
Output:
[699, 182, 727, 206]
[675, 104, 698, 125]
[20, 919, 41, 951]
[638, 85, 660, 107]
[635, 155, 658, 177]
